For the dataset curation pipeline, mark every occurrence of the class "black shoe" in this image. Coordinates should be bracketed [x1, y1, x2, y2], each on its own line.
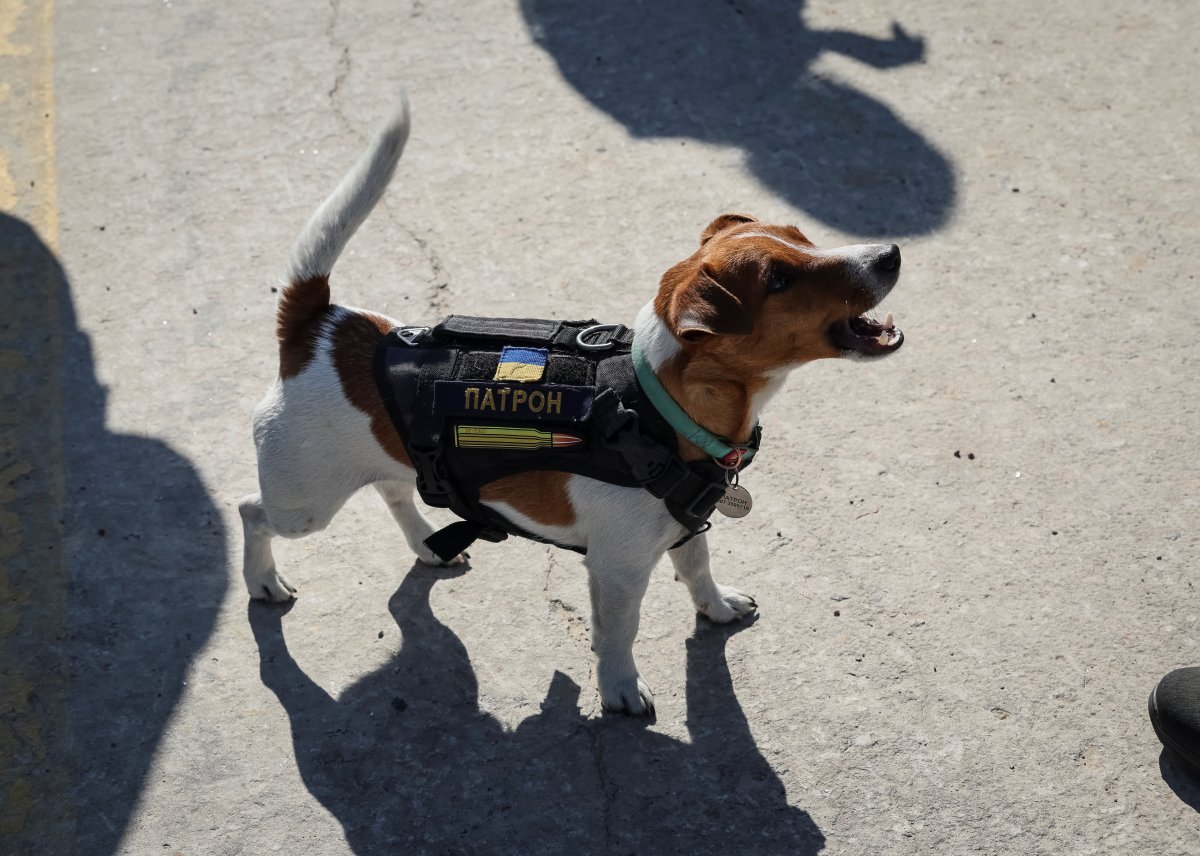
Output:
[1149, 667, 1200, 776]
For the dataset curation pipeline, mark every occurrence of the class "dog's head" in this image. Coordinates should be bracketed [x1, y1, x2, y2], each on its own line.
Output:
[654, 213, 903, 372]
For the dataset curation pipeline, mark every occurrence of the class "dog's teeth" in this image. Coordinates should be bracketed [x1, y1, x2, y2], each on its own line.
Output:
[883, 312, 894, 329]
[876, 332, 890, 346]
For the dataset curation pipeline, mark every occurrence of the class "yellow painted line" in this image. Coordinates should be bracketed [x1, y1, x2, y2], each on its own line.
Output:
[0, 151, 15, 210]
[35, 0, 57, 249]
[0, 0, 33, 58]
[0, 0, 68, 848]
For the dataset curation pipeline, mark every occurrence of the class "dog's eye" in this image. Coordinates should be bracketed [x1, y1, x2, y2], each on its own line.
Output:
[767, 267, 792, 294]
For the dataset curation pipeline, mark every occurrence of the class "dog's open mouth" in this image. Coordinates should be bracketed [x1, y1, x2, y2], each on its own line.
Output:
[829, 311, 904, 358]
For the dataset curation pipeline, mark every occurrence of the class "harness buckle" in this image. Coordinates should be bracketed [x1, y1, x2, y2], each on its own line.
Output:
[576, 323, 622, 351]
[410, 445, 452, 501]
[396, 326, 430, 346]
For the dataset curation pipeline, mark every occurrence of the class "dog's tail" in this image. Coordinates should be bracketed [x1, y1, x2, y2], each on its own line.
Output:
[276, 93, 411, 348]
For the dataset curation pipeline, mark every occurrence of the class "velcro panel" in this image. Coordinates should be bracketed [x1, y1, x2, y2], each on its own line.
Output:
[433, 316, 563, 344]
[546, 354, 592, 386]
[458, 351, 501, 381]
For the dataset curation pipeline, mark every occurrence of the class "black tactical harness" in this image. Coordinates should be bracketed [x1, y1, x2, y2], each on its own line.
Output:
[372, 315, 760, 562]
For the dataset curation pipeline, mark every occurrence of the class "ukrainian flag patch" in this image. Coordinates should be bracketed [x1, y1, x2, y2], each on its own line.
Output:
[494, 346, 548, 382]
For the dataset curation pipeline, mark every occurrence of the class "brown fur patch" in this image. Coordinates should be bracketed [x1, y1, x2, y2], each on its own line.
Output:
[330, 309, 413, 467]
[652, 218, 885, 458]
[278, 276, 331, 379]
[479, 471, 576, 527]
[699, 213, 757, 245]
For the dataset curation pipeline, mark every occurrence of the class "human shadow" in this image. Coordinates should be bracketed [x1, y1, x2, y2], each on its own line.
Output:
[0, 213, 228, 854]
[1159, 750, 1200, 812]
[251, 563, 825, 854]
[521, 0, 955, 236]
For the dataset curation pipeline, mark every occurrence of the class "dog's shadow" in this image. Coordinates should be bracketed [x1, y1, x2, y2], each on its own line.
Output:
[250, 564, 825, 854]
[521, 0, 955, 236]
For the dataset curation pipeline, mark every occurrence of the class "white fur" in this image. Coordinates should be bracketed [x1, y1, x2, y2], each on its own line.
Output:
[634, 300, 681, 370]
[285, 95, 410, 284]
[243, 99, 759, 716]
[241, 322, 450, 600]
[481, 499, 582, 547]
[749, 367, 790, 425]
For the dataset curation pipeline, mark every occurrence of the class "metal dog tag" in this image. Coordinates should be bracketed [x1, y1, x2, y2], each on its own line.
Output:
[715, 484, 753, 518]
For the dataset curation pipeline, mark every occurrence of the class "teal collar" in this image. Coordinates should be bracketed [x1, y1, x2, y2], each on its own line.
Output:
[631, 339, 759, 466]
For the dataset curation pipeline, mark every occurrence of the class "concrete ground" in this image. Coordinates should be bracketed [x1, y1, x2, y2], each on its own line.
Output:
[3, 0, 1199, 852]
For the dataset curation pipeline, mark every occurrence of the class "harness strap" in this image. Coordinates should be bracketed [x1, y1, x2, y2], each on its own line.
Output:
[424, 520, 507, 563]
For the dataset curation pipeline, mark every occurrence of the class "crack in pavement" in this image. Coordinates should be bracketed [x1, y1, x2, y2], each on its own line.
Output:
[324, 0, 449, 326]
[325, 0, 357, 140]
[380, 204, 454, 318]
[407, 228, 453, 317]
[543, 548, 594, 674]
[585, 721, 619, 854]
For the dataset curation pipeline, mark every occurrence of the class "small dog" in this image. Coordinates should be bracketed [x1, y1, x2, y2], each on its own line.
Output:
[241, 96, 903, 715]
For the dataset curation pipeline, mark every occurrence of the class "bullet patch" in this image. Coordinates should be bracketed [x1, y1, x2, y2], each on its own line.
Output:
[454, 425, 583, 450]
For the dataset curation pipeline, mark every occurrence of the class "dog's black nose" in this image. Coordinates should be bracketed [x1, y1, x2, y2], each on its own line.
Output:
[874, 244, 901, 273]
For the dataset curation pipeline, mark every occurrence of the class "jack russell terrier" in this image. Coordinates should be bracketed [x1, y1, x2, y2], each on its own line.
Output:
[241, 95, 903, 715]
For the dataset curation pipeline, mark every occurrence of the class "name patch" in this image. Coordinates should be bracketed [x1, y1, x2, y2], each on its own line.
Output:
[433, 381, 594, 422]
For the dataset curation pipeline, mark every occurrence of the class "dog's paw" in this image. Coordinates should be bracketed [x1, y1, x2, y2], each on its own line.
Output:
[599, 675, 656, 717]
[247, 567, 298, 603]
[698, 584, 756, 624]
[414, 547, 469, 568]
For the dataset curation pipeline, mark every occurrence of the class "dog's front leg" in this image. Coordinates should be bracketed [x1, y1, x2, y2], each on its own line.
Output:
[669, 532, 756, 623]
[584, 549, 656, 716]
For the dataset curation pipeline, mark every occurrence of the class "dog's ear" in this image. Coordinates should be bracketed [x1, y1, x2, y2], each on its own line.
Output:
[700, 213, 757, 245]
[661, 262, 756, 342]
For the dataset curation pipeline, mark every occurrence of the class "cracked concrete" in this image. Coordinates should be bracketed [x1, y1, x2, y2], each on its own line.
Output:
[4, 0, 1200, 853]
[544, 549, 596, 691]
[324, 0, 355, 140]
[379, 197, 456, 317]
[586, 722, 619, 853]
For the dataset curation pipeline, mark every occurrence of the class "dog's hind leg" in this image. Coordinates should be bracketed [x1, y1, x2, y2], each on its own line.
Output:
[239, 493, 299, 602]
[668, 532, 756, 623]
[240, 473, 355, 601]
[374, 478, 466, 567]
